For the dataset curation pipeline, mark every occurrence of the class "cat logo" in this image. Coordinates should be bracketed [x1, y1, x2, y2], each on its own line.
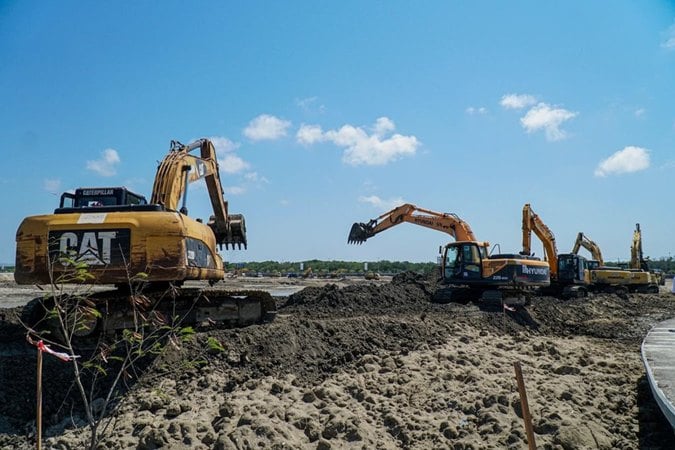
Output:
[49, 229, 130, 266]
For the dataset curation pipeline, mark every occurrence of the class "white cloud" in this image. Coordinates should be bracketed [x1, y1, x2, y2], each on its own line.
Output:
[243, 114, 291, 141]
[634, 108, 646, 118]
[500, 94, 537, 110]
[224, 186, 246, 195]
[280, 199, 290, 206]
[219, 154, 250, 174]
[520, 103, 577, 141]
[209, 136, 239, 154]
[296, 124, 324, 145]
[661, 24, 675, 50]
[43, 178, 61, 193]
[206, 135, 250, 176]
[373, 117, 395, 136]
[295, 96, 325, 113]
[86, 148, 120, 176]
[358, 195, 406, 211]
[244, 172, 269, 184]
[296, 117, 420, 166]
[466, 106, 487, 115]
[594, 146, 650, 177]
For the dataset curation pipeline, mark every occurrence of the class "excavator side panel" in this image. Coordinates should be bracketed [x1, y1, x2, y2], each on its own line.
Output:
[15, 210, 224, 285]
[590, 269, 631, 286]
[482, 258, 550, 287]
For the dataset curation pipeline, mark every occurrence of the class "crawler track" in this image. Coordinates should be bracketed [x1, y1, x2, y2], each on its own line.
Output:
[20, 286, 276, 346]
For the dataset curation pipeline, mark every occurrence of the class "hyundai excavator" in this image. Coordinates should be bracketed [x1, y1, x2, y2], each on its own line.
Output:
[571, 232, 632, 292]
[14, 138, 275, 337]
[521, 204, 591, 298]
[348, 204, 550, 303]
[628, 223, 660, 292]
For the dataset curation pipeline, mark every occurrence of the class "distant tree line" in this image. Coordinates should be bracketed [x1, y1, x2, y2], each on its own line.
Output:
[227, 257, 675, 277]
[594, 258, 675, 276]
[224, 259, 437, 276]
[639, 257, 675, 274]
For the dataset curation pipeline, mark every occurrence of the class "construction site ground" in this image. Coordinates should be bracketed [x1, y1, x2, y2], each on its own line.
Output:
[1, 272, 674, 449]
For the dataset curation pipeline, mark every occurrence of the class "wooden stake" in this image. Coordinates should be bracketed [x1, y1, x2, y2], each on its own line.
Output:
[514, 361, 537, 450]
[36, 349, 43, 450]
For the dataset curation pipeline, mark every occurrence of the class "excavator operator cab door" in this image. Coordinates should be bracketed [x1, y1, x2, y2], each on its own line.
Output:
[443, 243, 483, 283]
[558, 254, 587, 285]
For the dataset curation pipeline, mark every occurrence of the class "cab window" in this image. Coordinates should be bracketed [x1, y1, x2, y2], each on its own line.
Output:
[444, 246, 459, 278]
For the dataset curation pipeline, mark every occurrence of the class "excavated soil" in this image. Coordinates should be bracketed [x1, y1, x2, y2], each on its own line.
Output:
[1, 273, 675, 449]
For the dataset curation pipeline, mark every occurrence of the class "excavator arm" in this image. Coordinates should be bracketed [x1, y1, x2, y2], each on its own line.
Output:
[150, 139, 246, 249]
[347, 203, 479, 244]
[521, 204, 559, 277]
[630, 223, 648, 271]
[571, 232, 604, 266]
[630, 223, 641, 270]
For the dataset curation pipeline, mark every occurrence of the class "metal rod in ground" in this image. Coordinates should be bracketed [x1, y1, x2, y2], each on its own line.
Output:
[36, 349, 42, 450]
[514, 361, 537, 450]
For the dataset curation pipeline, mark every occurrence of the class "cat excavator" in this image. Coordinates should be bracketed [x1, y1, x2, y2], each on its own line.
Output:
[14, 138, 275, 337]
[571, 232, 631, 292]
[348, 203, 550, 303]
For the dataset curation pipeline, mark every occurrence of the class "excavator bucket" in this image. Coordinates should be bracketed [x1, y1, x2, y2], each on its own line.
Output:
[348, 222, 375, 244]
[226, 215, 247, 250]
[211, 214, 248, 250]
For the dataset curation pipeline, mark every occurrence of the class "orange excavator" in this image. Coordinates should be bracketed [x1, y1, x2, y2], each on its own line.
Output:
[348, 203, 550, 303]
[14, 139, 274, 337]
[521, 204, 592, 298]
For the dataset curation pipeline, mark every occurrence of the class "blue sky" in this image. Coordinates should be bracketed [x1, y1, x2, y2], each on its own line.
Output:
[1, 1, 674, 265]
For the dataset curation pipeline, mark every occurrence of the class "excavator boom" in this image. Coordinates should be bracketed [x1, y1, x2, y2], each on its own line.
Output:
[151, 139, 246, 249]
[348, 203, 480, 244]
[571, 232, 604, 266]
[521, 203, 559, 277]
[630, 223, 645, 271]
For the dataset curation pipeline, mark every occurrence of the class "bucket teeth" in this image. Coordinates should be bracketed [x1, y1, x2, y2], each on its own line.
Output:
[347, 222, 374, 244]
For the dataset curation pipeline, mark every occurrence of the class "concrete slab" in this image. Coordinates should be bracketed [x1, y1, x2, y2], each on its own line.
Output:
[642, 317, 675, 429]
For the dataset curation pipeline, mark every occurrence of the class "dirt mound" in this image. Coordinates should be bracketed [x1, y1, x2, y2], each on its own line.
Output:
[283, 271, 435, 315]
[1, 272, 674, 449]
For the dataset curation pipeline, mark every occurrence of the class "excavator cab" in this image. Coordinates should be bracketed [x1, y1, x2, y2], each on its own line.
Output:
[441, 242, 487, 282]
[57, 187, 149, 211]
[557, 253, 588, 285]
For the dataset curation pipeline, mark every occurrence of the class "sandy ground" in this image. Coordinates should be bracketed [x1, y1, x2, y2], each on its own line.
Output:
[1, 273, 674, 449]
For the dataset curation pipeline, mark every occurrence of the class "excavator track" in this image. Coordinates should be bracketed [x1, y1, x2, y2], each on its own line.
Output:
[21, 287, 276, 344]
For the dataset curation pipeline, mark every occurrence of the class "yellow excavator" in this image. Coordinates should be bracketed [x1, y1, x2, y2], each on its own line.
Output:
[571, 232, 631, 292]
[14, 139, 274, 336]
[348, 203, 550, 303]
[521, 204, 592, 298]
[628, 223, 661, 292]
